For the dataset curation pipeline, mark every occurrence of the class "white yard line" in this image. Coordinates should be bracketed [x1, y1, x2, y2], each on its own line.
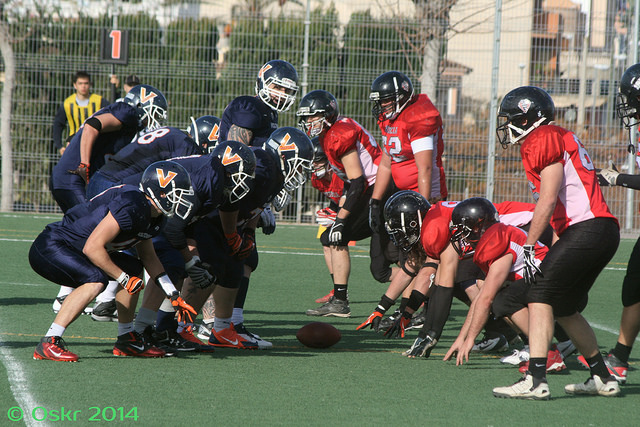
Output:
[0, 338, 50, 427]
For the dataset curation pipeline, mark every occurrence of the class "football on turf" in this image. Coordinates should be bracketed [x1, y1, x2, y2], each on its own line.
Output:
[296, 322, 341, 349]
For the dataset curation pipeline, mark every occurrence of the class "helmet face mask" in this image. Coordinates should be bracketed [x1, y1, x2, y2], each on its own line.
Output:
[296, 90, 340, 137]
[256, 60, 299, 112]
[449, 198, 499, 258]
[211, 141, 257, 204]
[383, 190, 430, 253]
[187, 115, 221, 153]
[140, 160, 194, 220]
[615, 93, 640, 128]
[264, 127, 314, 193]
[496, 86, 555, 148]
[370, 71, 414, 122]
[123, 84, 168, 131]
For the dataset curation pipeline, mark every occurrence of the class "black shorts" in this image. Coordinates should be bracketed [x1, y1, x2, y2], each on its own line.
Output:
[492, 280, 529, 318]
[527, 217, 619, 317]
[622, 236, 640, 307]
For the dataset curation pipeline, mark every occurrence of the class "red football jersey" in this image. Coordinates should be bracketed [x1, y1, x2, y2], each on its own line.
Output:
[321, 117, 380, 186]
[311, 172, 344, 204]
[474, 223, 548, 281]
[377, 94, 447, 198]
[494, 201, 536, 228]
[520, 125, 618, 235]
[420, 201, 459, 259]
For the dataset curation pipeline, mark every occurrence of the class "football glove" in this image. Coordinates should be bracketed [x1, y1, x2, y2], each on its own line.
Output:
[225, 231, 243, 256]
[596, 163, 619, 187]
[329, 217, 345, 246]
[384, 312, 411, 338]
[237, 229, 256, 260]
[368, 199, 382, 233]
[259, 205, 276, 235]
[185, 256, 216, 289]
[68, 162, 90, 185]
[117, 272, 144, 295]
[522, 244, 542, 286]
[315, 207, 337, 227]
[169, 292, 197, 324]
[356, 310, 384, 331]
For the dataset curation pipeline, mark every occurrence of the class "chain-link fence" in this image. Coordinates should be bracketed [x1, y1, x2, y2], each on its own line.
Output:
[1, 0, 638, 230]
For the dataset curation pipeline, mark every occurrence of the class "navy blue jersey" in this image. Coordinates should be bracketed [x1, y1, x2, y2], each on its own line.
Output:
[235, 147, 283, 224]
[48, 184, 164, 253]
[97, 127, 202, 181]
[51, 102, 141, 190]
[120, 154, 225, 250]
[219, 96, 278, 146]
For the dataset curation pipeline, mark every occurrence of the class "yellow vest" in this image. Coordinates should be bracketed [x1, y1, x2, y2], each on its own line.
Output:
[63, 93, 104, 136]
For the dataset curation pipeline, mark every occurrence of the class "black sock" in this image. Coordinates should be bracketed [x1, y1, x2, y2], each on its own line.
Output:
[585, 353, 612, 379]
[334, 284, 348, 301]
[528, 357, 547, 382]
[398, 297, 409, 312]
[613, 342, 632, 364]
[377, 294, 395, 312]
[234, 276, 250, 309]
[423, 285, 453, 340]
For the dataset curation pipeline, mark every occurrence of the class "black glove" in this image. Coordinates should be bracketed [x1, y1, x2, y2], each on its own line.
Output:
[384, 312, 411, 338]
[522, 244, 542, 285]
[185, 256, 216, 289]
[369, 199, 382, 233]
[329, 217, 345, 246]
[356, 310, 384, 331]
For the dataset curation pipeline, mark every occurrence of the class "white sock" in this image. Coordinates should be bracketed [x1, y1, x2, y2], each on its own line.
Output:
[134, 307, 157, 334]
[117, 322, 134, 336]
[96, 281, 119, 303]
[56, 286, 73, 298]
[231, 308, 244, 325]
[213, 317, 232, 332]
[46, 323, 65, 337]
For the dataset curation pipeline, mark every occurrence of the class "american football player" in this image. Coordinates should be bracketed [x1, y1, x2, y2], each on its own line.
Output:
[493, 86, 620, 400]
[219, 59, 298, 147]
[368, 71, 447, 228]
[298, 90, 392, 317]
[31, 161, 196, 361]
[85, 123, 203, 323]
[122, 141, 257, 351]
[179, 127, 314, 349]
[187, 115, 221, 153]
[50, 84, 168, 311]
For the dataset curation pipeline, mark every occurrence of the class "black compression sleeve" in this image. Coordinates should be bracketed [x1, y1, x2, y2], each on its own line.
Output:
[616, 173, 640, 191]
[341, 175, 367, 212]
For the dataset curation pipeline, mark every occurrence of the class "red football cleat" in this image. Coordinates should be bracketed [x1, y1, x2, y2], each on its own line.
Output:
[179, 325, 216, 353]
[33, 336, 79, 362]
[208, 323, 258, 349]
[315, 289, 334, 304]
[519, 345, 566, 373]
[112, 332, 166, 358]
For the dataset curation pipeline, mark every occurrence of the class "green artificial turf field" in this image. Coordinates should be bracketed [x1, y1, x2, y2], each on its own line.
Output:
[0, 213, 638, 426]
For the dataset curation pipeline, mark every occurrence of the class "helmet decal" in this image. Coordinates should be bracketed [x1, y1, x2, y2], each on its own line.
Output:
[280, 133, 297, 151]
[221, 145, 242, 166]
[259, 63, 273, 78]
[208, 123, 219, 143]
[140, 87, 158, 104]
[518, 99, 531, 114]
[157, 169, 177, 188]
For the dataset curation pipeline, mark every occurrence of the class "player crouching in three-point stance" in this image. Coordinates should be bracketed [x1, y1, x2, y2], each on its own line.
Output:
[30, 161, 196, 361]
